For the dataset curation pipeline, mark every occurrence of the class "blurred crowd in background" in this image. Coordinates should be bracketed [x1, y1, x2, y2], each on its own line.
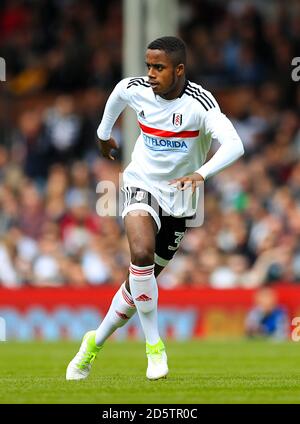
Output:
[0, 0, 299, 289]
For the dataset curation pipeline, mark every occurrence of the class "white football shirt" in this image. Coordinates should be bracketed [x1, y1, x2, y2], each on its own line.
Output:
[97, 77, 244, 217]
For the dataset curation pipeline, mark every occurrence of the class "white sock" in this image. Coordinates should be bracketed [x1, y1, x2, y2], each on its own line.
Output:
[129, 263, 160, 345]
[95, 282, 136, 346]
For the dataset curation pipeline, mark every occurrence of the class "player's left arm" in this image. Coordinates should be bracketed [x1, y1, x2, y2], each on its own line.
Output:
[170, 110, 244, 192]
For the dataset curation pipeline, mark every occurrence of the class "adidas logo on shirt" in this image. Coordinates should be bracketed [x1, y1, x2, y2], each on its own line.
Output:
[139, 110, 145, 119]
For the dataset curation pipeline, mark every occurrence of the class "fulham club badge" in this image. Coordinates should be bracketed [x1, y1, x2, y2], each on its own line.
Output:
[172, 113, 182, 128]
[135, 190, 146, 202]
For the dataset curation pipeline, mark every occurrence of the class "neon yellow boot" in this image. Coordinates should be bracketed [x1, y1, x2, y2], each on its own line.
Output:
[66, 331, 102, 380]
[146, 339, 168, 380]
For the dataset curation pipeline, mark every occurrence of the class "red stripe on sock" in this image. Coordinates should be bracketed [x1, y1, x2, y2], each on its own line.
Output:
[129, 267, 153, 275]
[122, 287, 135, 307]
[115, 310, 130, 320]
[129, 270, 153, 278]
[129, 265, 154, 276]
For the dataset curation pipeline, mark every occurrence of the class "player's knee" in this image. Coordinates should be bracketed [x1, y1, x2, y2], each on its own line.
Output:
[131, 247, 154, 267]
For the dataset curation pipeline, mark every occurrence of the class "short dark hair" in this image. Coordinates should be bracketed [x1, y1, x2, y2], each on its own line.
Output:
[147, 36, 186, 66]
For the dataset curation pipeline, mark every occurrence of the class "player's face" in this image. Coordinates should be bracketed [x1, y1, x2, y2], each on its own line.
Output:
[145, 49, 184, 100]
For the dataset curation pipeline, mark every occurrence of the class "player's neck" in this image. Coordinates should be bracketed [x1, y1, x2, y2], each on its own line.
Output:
[159, 77, 187, 101]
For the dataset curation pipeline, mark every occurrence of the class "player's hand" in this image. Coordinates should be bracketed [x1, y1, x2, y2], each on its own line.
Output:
[169, 172, 204, 193]
[98, 137, 118, 160]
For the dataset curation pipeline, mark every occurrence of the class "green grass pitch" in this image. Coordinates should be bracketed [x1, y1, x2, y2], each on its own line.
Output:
[1, 339, 300, 404]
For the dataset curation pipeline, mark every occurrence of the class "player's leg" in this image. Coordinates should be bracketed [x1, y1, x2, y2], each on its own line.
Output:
[93, 263, 165, 356]
[94, 282, 136, 346]
[124, 263, 164, 292]
[66, 187, 168, 380]
[94, 208, 163, 349]
[124, 210, 168, 379]
[124, 211, 158, 340]
[94, 262, 165, 349]
[66, 280, 137, 380]
[154, 214, 187, 275]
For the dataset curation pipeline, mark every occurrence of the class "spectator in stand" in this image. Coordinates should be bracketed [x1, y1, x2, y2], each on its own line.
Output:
[245, 287, 289, 340]
[45, 164, 69, 223]
[19, 182, 47, 240]
[61, 189, 100, 256]
[32, 222, 63, 287]
[44, 95, 82, 164]
[15, 110, 51, 180]
[0, 236, 19, 288]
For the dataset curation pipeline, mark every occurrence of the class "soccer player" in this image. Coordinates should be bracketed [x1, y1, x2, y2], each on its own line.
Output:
[66, 36, 244, 381]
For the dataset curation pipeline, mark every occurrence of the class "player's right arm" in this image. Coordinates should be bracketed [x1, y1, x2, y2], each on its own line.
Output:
[97, 78, 131, 160]
[98, 137, 118, 161]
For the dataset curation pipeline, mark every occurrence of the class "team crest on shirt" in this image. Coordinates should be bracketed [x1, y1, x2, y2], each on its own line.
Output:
[172, 113, 182, 127]
[135, 190, 146, 202]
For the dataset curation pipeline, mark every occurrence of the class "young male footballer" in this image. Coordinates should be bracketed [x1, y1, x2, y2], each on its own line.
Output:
[66, 36, 244, 381]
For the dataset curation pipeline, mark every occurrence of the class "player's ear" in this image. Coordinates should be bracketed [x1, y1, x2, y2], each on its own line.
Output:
[176, 64, 184, 77]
